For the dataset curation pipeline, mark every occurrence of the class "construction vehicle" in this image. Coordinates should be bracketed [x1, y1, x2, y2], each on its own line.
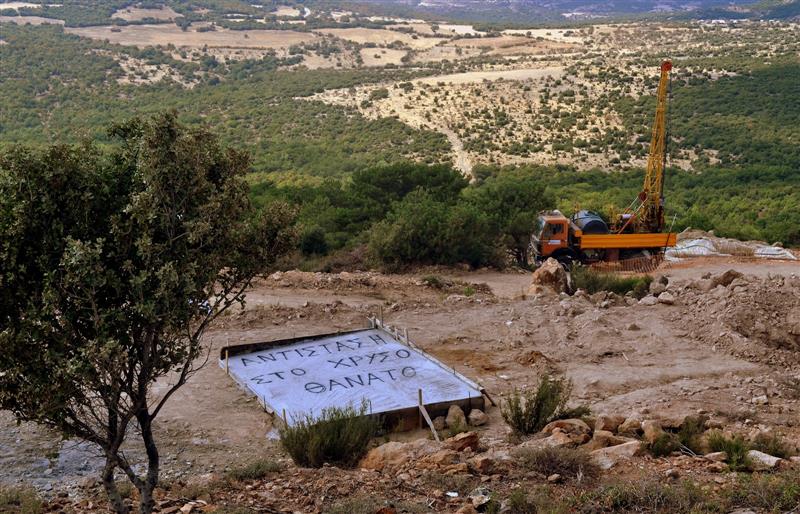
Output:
[530, 60, 678, 268]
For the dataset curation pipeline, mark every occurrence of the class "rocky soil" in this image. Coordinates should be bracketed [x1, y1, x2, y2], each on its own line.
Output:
[2, 258, 800, 512]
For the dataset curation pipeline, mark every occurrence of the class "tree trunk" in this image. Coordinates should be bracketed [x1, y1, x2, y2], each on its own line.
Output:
[102, 459, 129, 514]
[137, 414, 159, 514]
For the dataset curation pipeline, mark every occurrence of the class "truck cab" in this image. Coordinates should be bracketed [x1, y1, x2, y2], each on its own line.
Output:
[530, 211, 573, 264]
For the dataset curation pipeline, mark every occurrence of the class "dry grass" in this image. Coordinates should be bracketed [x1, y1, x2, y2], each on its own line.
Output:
[226, 459, 283, 481]
[516, 446, 600, 482]
[65, 25, 316, 50]
[0, 486, 43, 514]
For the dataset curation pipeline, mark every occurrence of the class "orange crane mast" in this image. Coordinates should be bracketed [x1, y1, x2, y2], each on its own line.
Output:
[529, 60, 677, 268]
[622, 60, 672, 234]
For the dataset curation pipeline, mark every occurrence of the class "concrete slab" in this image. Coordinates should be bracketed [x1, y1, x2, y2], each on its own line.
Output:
[220, 325, 484, 426]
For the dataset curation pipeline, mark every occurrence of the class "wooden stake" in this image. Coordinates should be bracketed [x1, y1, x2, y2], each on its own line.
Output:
[225, 349, 229, 375]
[418, 389, 423, 429]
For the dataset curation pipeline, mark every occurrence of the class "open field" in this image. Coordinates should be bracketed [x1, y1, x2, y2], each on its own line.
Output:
[0, 14, 63, 24]
[359, 47, 408, 66]
[273, 5, 301, 17]
[414, 65, 565, 85]
[111, 6, 181, 22]
[315, 27, 447, 49]
[65, 24, 317, 51]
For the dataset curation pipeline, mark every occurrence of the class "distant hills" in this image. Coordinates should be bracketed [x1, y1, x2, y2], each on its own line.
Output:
[353, 0, 800, 23]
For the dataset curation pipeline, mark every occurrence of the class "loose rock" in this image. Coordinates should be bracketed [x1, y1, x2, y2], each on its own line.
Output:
[446, 405, 467, 429]
[445, 431, 480, 452]
[591, 441, 643, 470]
[747, 450, 782, 471]
[595, 414, 626, 433]
[468, 409, 488, 427]
[529, 258, 569, 294]
[641, 420, 664, 444]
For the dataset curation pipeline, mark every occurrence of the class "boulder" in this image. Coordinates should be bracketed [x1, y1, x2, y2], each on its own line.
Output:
[359, 442, 413, 471]
[618, 417, 642, 435]
[468, 409, 488, 427]
[359, 439, 437, 471]
[529, 258, 568, 294]
[467, 455, 494, 474]
[639, 295, 658, 306]
[520, 430, 588, 450]
[657, 292, 675, 305]
[711, 269, 743, 289]
[747, 450, 783, 471]
[446, 405, 467, 429]
[641, 420, 664, 444]
[455, 506, 478, 514]
[445, 431, 480, 452]
[649, 281, 667, 296]
[468, 487, 492, 509]
[590, 441, 643, 470]
[704, 451, 727, 462]
[423, 450, 459, 467]
[541, 418, 591, 436]
[433, 416, 446, 431]
[595, 414, 626, 433]
[584, 430, 633, 451]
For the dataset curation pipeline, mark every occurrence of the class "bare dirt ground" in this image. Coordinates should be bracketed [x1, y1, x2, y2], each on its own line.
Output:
[0, 15, 63, 25]
[3, 257, 799, 508]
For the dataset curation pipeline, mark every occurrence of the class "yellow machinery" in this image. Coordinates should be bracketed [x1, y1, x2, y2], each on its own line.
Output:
[530, 60, 678, 267]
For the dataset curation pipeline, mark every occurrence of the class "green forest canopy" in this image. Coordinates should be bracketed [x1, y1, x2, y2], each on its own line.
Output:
[1, 23, 798, 265]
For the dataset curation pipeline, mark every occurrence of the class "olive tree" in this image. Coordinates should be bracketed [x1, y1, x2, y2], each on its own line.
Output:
[0, 112, 296, 513]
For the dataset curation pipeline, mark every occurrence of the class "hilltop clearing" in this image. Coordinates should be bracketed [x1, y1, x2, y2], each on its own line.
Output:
[3, 256, 799, 512]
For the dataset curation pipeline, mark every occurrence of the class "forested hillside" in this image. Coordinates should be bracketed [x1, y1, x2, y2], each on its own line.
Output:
[618, 61, 800, 169]
[0, 24, 450, 182]
[1, 15, 798, 271]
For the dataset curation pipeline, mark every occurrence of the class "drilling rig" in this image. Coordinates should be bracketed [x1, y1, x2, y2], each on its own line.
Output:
[530, 60, 677, 269]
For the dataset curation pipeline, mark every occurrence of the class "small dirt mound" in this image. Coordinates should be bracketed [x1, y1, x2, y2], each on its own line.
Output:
[724, 289, 800, 352]
[683, 273, 800, 363]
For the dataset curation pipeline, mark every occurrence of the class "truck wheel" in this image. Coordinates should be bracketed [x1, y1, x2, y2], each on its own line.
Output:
[552, 251, 577, 271]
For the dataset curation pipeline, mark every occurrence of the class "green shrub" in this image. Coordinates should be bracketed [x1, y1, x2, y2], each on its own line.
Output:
[368, 190, 496, 270]
[751, 432, 794, 459]
[557, 405, 592, 421]
[501, 374, 586, 434]
[678, 415, 708, 454]
[279, 401, 378, 468]
[422, 274, 449, 289]
[707, 431, 751, 471]
[648, 432, 681, 457]
[369, 88, 390, 101]
[0, 486, 43, 514]
[516, 447, 600, 482]
[226, 459, 283, 481]
[571, 266, 652, 298]
[299, 226, 328, 256]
